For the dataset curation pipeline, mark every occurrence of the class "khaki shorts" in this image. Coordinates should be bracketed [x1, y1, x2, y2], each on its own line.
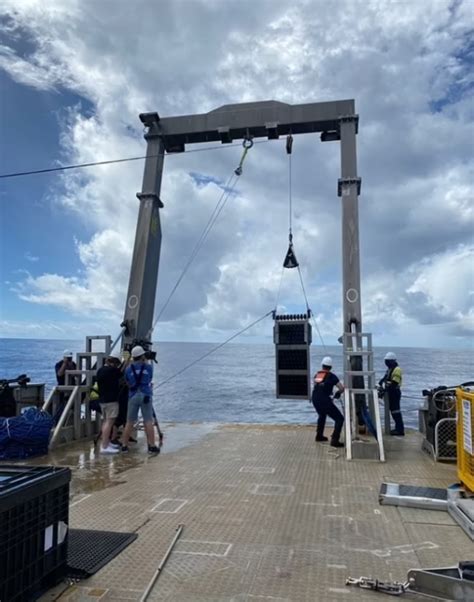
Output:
[100, 402, 119, 420]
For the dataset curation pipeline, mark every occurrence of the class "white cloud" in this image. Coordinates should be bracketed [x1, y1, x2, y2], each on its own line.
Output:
[1, 0, 473, 346]
[24, 252, 39, 262]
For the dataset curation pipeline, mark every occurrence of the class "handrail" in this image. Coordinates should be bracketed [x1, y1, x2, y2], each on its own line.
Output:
[373, 389, 385, 462]
[49, 386, 80, 448]
[42, 387, 57, 412]
[344, 390, 353, 460]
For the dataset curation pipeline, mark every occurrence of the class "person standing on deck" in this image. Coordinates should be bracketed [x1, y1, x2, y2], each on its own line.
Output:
[55, 350, 77, 386]
[312, 356, 345, 448]
[53, 350, 78, 420]
[378, 351, 405, 436]
[96, 351, 123, 454]
[121, 346, 160, 455]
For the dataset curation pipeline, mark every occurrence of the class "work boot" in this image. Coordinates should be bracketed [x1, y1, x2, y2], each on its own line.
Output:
[330, 440, 344, 448]
[315, 435, 328, 442]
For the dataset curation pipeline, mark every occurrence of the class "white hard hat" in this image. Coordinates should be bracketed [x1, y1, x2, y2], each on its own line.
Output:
[108, 350, 122, 361]
[321, 356, 333, 367]
[63, 349, 73, 357]
[131, 345, 146, 358]
[384, 351, 397, 361]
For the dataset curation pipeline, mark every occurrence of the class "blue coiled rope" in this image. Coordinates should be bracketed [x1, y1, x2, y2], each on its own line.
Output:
[0, 408, 53, 459]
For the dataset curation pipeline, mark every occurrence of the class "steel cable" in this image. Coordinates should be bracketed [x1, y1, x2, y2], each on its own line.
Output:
[153, 310, 273, 390]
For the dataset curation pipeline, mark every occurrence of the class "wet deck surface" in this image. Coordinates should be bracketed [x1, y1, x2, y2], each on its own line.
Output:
[34, 423, 469, 601]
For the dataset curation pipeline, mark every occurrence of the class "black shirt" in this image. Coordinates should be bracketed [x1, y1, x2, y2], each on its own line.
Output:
[312, 371, 340, 403]
[96, 365, 122, 403]
[55, 360, 77, 386]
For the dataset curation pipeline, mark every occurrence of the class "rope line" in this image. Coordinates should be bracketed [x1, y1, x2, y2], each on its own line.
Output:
[296, 265, 327, 351]
[273, 266, 285, 312]
[0, 140, 272, 180]
[288, 152, 293, 237]
[153, 310, 273, 390]
[150, 172, 238, 333]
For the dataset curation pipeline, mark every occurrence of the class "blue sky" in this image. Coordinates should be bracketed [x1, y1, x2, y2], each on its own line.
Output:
[0, 0, 473, 349]
[1, 70, 93, 328]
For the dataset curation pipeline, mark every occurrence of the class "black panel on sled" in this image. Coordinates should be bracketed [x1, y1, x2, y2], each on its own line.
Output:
[274, 313, 312, 400]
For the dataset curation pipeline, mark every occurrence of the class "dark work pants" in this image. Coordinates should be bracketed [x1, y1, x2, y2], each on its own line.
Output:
[313, 398, 344, 443]
[388, 388, 404, 434]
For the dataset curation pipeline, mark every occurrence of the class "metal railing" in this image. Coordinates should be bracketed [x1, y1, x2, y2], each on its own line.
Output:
[343, 329, 385, 462]
[42, 366, 102, 449]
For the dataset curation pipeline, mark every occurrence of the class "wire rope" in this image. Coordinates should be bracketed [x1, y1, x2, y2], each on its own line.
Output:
[0, 140, 272, 180]
[273, 266, 285, 312]
[150, 171, 239, 334]
[153, 310, 273, 390]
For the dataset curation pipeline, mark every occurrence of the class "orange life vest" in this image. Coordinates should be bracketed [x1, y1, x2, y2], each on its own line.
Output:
[314, 369, 330, 385]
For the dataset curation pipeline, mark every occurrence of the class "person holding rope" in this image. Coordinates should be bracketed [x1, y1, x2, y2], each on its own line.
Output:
[378, 351, 405, 436]
[95, 350, 123, 454]
[312, 356, 345, 448]
[122, 346, 160, 454]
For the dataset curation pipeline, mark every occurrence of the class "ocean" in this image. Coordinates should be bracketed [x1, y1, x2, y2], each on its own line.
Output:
[0, 338, 473, 428]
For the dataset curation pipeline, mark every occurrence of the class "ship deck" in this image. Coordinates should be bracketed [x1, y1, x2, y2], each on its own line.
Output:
[36, 423, 470, 602]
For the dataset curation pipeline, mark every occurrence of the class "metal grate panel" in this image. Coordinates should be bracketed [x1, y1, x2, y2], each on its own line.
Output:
[434, 418, 457, 461]
[67, 529, 137, 578]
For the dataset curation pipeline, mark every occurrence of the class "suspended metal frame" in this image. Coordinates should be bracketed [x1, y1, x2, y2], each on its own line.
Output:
[273, 313, 312, 400]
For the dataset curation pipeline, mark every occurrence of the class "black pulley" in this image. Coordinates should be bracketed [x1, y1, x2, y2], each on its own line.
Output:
[283, 243, 299, 269]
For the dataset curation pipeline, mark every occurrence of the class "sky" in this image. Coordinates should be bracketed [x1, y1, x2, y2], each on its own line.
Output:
[0, 0, 473, 349]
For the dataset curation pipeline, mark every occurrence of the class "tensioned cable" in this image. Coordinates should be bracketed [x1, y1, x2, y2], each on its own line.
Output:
[150, 171, 239, 335]
[288, 151, 293, 237]
[297, 255, 327, 352]
[288, 137, 327, 351]
[0, 140, 272, 180]
[153, 310, 273, 390]
[273, 266, 285, 312]
[273, 140, 293, 312]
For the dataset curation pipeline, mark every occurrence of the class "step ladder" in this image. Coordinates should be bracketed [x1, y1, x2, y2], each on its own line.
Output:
[343, 330, 385, 461]
[42, 336, 112, 448]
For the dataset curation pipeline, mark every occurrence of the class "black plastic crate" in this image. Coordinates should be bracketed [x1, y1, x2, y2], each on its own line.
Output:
[0, 465, 71, 602]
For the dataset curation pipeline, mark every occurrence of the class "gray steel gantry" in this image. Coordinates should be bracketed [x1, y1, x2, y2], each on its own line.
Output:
[122, 98, 364, 379]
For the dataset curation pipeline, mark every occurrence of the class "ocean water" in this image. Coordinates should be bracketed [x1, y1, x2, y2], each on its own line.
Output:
[0, 338, 473, 428]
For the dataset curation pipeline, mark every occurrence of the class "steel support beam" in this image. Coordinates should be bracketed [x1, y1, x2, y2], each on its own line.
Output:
[339, 115, 366, 436]
[122, 99, 365, 376]
[339, 115, 362, 331]
[142, 99, 355, 150]
[122, 116, 165, 348]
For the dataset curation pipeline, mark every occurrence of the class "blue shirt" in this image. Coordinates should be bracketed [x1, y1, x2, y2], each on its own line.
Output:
[125, 362, 153, 398]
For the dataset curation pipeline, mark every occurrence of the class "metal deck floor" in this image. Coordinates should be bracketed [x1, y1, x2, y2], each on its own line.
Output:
[41, 424, 470, 601]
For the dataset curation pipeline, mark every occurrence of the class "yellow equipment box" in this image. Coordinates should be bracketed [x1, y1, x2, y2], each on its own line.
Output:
[457, 387, 474, 492]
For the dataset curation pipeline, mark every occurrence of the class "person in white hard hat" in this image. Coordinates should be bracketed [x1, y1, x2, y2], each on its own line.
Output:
[55, 350, 77, 386]
[122, 346, 160, 455]
[95, 351, 124, 454]
[378, 351, 405, 436]
[312, 356, 345, 448]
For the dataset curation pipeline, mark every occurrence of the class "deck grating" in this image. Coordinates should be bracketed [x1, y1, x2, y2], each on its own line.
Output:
[34, 424, 464, 601]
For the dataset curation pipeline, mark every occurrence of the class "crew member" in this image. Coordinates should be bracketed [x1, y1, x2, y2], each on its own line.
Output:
[96, 351, 123, 454]
[55, 350, 77, 386]
[121, 346, 160, 455]
[312, 356, 345, 448]
[378, 351, 404, 436]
